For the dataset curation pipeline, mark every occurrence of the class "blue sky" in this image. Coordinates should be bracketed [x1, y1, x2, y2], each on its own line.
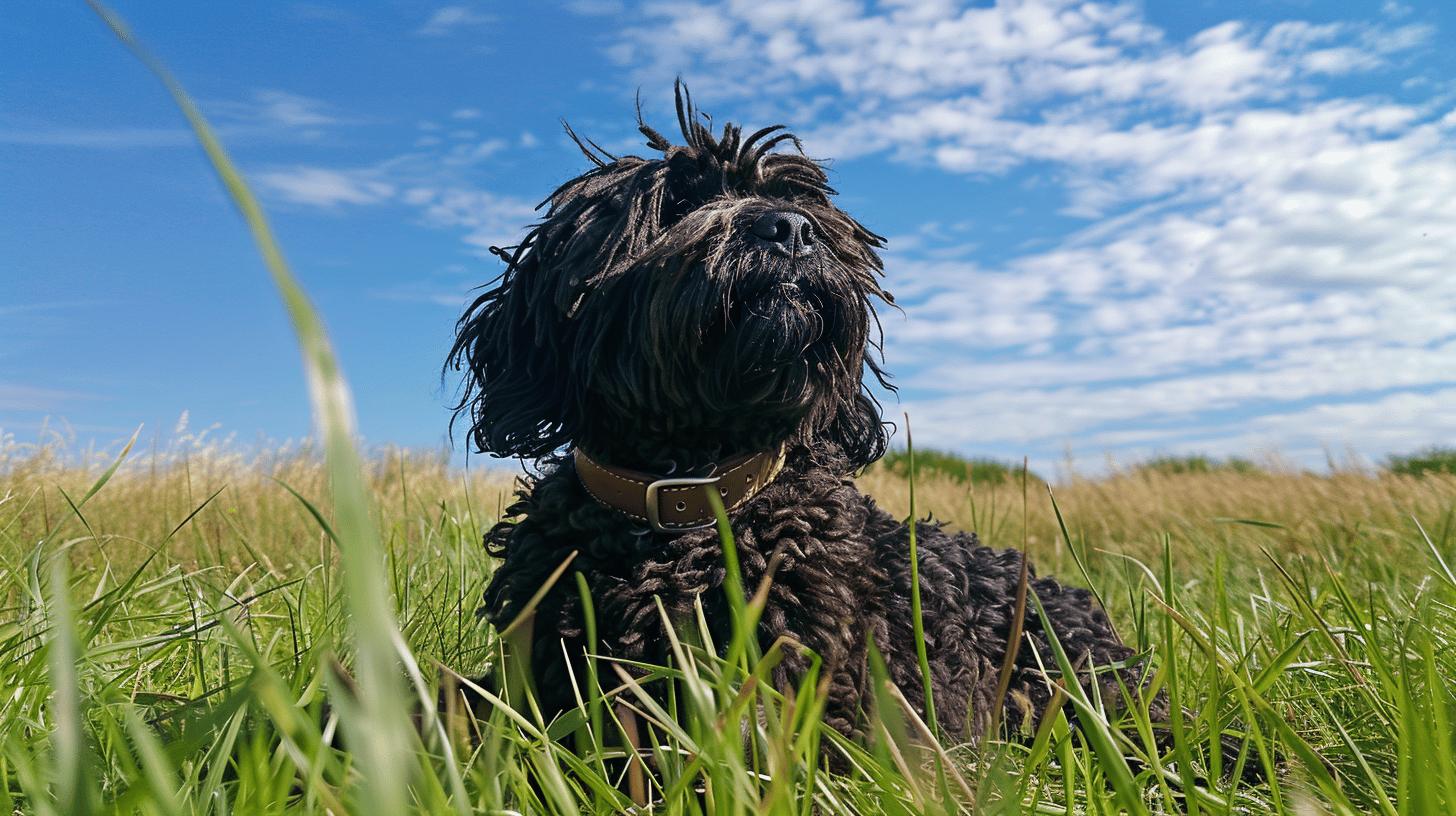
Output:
[4, 0, 1455, 474]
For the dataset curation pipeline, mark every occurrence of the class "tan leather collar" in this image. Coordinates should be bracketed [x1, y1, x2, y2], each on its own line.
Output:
[573, 446, 786, 533]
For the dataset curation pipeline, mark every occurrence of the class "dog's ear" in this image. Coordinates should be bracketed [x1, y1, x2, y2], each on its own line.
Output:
[824, 390, 890, 472]
[818, 302, 894, 472]
[446, 144, 656, 459]
[447, 245, 579, 459]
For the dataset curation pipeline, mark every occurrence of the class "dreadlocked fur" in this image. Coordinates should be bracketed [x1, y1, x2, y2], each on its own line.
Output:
[445, 83, 1181, 762]
[448, 83, 891, 473]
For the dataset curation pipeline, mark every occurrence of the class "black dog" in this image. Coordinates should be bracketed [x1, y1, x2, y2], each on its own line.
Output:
[447, 85, 1163, 746]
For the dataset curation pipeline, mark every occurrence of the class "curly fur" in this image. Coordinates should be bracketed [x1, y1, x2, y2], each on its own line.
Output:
[447, 83, 1164, 746]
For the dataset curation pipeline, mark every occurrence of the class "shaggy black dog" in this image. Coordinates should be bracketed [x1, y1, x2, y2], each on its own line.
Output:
[447, 85, 1165, 746]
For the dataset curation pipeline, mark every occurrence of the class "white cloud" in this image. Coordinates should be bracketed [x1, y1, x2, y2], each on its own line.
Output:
[1243, 389, 1456, 458]
[402, 187, 537, 253]
[205, 89, 352, 136]
[609, 0, 1456, 469]
[244, 89, 341, 128]
[256, 167, 395, 207]
[255, 134, 536, 254]
[416, 6, 491, 36]
[1381, 0, 1414, 18]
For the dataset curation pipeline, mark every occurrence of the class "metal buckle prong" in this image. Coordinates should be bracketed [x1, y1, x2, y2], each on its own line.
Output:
[644, 475, 721, 534]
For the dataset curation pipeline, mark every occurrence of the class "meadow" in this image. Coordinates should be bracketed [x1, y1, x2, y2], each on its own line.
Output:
[4, 6, 1454, 812]
[3, 435, 1456, 814]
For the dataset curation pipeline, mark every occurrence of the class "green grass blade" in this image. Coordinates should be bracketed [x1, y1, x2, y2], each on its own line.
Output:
[78, 424, 141, 508]
[45, 557, 98, 816]
[86, 4, 418, 811]
[1026, 587, 1146, 814]
[901, 415, 938, 734]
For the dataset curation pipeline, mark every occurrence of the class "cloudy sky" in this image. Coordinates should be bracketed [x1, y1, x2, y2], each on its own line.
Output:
[4, 1, 1454, 473]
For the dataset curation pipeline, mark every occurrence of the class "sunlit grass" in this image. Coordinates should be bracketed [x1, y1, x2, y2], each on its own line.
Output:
[6, 429, 1456, 813]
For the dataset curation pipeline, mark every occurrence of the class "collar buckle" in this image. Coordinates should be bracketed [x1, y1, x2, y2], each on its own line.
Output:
[644, 475, 721, 534]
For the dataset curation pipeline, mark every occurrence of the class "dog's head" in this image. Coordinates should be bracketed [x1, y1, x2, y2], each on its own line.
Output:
[448, 84, 892, 473]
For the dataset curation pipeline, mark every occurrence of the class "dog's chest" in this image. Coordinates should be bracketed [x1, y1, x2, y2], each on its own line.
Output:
[588, 473, 883, 662]
[496, 456, 887, 710]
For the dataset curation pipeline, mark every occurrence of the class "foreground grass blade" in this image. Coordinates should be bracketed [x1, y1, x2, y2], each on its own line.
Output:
[87, 3, 416, 812]
[78, 425, 141, 508]
[902, 415, 938, 734]
[45, 557, 98, 816]
[1025, 588, 1146, 814]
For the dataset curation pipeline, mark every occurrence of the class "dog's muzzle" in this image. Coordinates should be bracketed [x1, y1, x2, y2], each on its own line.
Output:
[573, 446, 787, 533]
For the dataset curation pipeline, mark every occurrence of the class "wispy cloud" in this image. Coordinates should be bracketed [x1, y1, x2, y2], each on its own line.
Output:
[367, 263, 486, 309]
[2, 89, 352, 150]
[0, 383, 93, 412]
[253, 110, 536, 251]
[254, 163, 535, 250]
[609, 0, 1456, 468]
[211, 89, 349, 129]
[566, 0, 625, 14]
[256, 167, 396, 208]
[402, 186, 538, 254]
[416, 6, 491, 37]
[0, 125, 195, 149]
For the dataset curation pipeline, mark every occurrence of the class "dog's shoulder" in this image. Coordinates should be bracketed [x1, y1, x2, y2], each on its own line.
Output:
[738, 444, 877, 529]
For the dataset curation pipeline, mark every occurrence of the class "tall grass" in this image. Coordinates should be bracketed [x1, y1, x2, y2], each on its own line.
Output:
[1, 6, 1453, 812]
[6, 430, 1456, 812]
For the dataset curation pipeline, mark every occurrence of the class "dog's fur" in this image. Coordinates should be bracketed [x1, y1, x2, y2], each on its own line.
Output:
[447, 85, 1164, 744]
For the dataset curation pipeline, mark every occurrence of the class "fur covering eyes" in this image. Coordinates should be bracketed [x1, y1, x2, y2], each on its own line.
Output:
[448, 83, 892, 474]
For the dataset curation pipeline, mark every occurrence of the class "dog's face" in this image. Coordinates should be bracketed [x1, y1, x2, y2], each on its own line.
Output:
[449, 86, 892, 472]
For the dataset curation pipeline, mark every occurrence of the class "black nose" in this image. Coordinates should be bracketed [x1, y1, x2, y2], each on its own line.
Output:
[750, 210, 816, 256]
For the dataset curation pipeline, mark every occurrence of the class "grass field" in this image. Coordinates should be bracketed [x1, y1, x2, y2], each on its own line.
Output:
[3, 437, 1456, 814]
[5, 6, 1453, 812]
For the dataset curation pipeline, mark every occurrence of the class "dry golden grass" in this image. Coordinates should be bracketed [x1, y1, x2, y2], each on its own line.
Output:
[1, 442, 515, 574]
[860, 463, 1456, 587]
[6, 440, 1451, 589]
[4, 438, 1455, 813]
